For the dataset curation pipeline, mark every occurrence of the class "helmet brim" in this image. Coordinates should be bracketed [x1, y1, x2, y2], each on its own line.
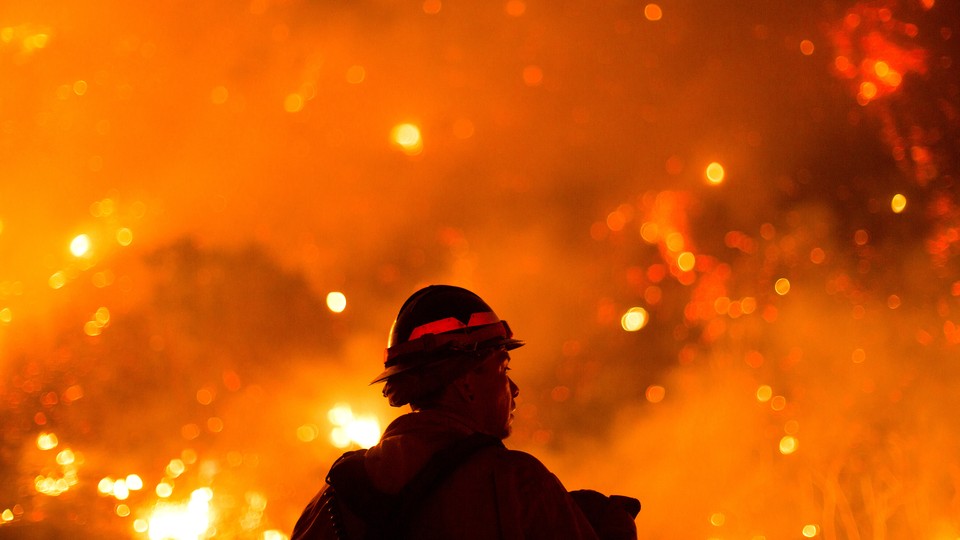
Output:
[370, 337, 524, 385]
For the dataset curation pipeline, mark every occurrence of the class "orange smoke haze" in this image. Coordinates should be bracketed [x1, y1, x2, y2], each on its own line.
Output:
[2, 1, 959, 539]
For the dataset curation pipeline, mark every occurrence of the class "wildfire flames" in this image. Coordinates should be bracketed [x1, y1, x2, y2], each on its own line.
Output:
[1, 0, 959, 538]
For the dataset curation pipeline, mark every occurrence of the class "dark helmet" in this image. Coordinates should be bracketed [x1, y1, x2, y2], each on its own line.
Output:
[372, 285, 523, 405]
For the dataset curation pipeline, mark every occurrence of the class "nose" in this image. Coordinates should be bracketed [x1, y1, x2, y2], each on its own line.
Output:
[509, 378, 519, 398]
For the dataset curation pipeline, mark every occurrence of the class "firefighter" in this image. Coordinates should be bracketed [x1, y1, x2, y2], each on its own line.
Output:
[292, 285, 637, 539]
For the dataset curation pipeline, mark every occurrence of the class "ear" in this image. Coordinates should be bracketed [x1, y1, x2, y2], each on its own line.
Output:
[451, 376, 475, 403]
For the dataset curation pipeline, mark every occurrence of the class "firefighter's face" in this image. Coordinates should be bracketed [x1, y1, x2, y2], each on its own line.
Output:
[470, 348, 519, 439]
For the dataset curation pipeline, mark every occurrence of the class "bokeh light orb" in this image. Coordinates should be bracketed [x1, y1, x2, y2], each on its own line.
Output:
[326, 292, 347, 313]
[891, 193, 907, 213]
[391, 123, 423, 156]
[70, 234, 91, 257]
[621, 307, 649, 331]
[705, 162, 725, 184]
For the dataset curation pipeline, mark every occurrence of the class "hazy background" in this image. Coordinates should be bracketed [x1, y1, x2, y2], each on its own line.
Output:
[1, 0, 959, 538]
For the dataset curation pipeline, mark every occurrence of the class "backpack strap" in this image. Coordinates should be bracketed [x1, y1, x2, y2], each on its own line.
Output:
[327, 432, 505, 539]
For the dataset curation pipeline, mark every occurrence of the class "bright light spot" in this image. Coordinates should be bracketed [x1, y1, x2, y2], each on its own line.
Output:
[56, 449, 75, 465]
[116, 227, 133, 246]
[774, 278, 791, 295]
[98, 477, 115, 494]
[70, 234, 91, 257]
[167, 459, 186, 478]
[0, 307, 11, 324]
[756, 385, 773, 402]
[891, 193, 907, 213]
[677, 251, 696, 272]
[156, 481, 174, 498]
[116, 504, 131, 517]
[645, 385, 665, 403]
[621, 307, 649, 332]
[95, 307, 110, 325]
[35, 476, 68, 496]
[710, 512, 725, 526]
[328, 403, 353, 425]
[859, 81, 878, 101]
[134, 519, 149, 533]
[644, 4, 663, 21]
[330, 427, 351, 448]
[37, 432, 59, 450]
[126, 474, 144, 490]
[391, 123, 423, 156]
[284, 94, 304, 113]
[84, 321, 102, 337]
[1, 509, 13, 522]
[328, 404, 381, 449]
[113, 479, 130, 500]
[263, 530, 289, 540]
[326, 292, 347, 313]
[800, 39, 815, 55]
[73, 80, 88, 96]
[148, 488, 214, 540]
[705, 162, 725, 184]
[883, 70, 902, 87]
[779, 435, 798, 454]
[802, 524, 819, 537]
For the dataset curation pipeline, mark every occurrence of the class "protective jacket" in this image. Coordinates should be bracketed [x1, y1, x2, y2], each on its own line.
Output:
[292, 409, 599, 540]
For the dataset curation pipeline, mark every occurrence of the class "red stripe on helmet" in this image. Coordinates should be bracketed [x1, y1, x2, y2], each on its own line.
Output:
[407, 311, 500, 340]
